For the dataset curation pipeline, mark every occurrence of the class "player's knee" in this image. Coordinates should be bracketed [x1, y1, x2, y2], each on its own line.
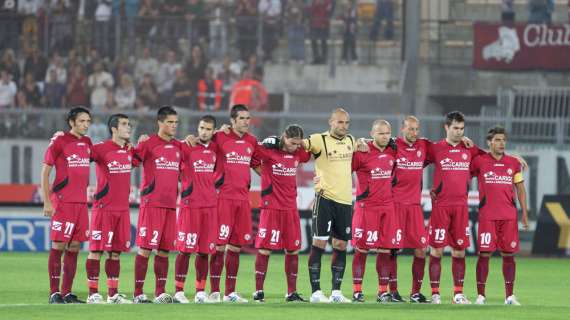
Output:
[414, 249, 426, 258]
[312, 239, 327, 249]
[429, 247, 443, 258]
[355, 247, 368, 254]
[215, 245, 226, 252]
[138, 247, 151, 257]
[157, 249, 169, 257]
[378, 248, 391, 254]
[227, 244, 241, 252]
[331, 238, 347, 251]
[67, 241, 81, 252]
[500, 251, 514, 257]
[51, 241, 65, 251]
[109, 252, 121, 260]
[88, 251, 103, 260]
[258, 249, 271, 255]
[285, 250, 299, 255]
[451, 249, 466, 258]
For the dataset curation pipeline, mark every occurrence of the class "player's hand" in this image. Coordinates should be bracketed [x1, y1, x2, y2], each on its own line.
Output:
[137, 134, 149, 144]
[313, 175, 321, 185]
[388, 137, 397, 151]
[430, 190, 437, 202]
[462, 136, 474, 148]
[185, 134, 198, 147]
[521, 211, 529, 231]
[216, 123, 231, 134]
[43, 200, 54, 217]
[356, 138, 370, 152]
[512, 153, 528, 171]
[262, 136, 280, 149]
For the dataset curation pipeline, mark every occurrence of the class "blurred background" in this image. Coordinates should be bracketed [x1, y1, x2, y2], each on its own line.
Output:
[0, 0, 569, 256]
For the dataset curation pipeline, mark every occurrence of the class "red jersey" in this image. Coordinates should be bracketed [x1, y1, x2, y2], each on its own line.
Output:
[134, 134, 182, 209]
[257, 145, 311, 210]
[180, 141, 218, 208]
[352, 142, 397, 207]
[43, 132, 93, 204]
[427, 139, 485, 206]
[213, 130, 260, 201]
[471, 153, 523, 221]
[92, 139, 133, 211]
[393, 137, 430, 205]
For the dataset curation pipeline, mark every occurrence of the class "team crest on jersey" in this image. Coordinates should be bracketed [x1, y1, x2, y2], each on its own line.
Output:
[52, 221, 62, 231]
[345, 227, 351, 234]
[246, 147, 252, 154]
[126, 241, 131, 248]
[389, 160, 394, 166]
[462, 153, 468, 160]
[347, 145, 352, 151]
[295, 240, 300, 246]
[85, 230, 90, 238]
[128, 155, 132, 161]
[507, 168, 513, 175]
[417, 150, 422, 158]
[457, 239, 464, 245]
[511, 241, 517, 248]
[244, 234, 251, 241]
[176, 152, 180, 159]
[421, 237, 427, 244]
[209, 243, 215, 250]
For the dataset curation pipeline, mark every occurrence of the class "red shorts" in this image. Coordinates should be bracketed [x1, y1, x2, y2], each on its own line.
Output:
[351, 204, 402, 250]
[395, 204, 428, 249]
[428, 205, 470, 249]
[255, 208, 301, 251]
[177, 207, 217, 254]
[216, 199, 253, 246]
[50, 203, 89, 243]
[477, 219, 519, 253]
[136, 207, 176, 251]
[89, 209, 131, 252]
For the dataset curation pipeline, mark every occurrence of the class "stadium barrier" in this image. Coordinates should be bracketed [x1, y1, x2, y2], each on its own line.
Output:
[532, 195, 570, 256]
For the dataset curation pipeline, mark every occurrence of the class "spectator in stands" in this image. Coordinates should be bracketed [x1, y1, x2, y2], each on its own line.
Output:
[230, 69, 268, 113]
[197, 67, 223, 111]
[501, 0, 515, 23]
[112, 58, 133, 87]
[0, 49, 21, 85]
[138, 0, 160, 51]
[135, 47, 159, 84]
[18, 0, 42, 54]
[0, 0, 20, 52]
[259, 0, 282, 62]
[49, 0, 74, 54]
[113, 0, 139, 55]
[209, 0, 229, 60]
[185, 44, 208, 93]
[0, 69, 17, 109]
[88, 61, 115, 111]
[66, 64, 89, 108]
[370, 0, 394, 41]
[186, 0, 209, 47]
[156, 49, 182, 104]
[217, 56, 241, 108]
[44, 69, 67, 108]
[528, 0, 554, 24]
[160, 0, 186, 50]
[94, 0, 113, 58]
[341, 0, 359, 64]
[286, 0, 306, 63]
[171, 69, 193, 108]
[23, 46, 48, 88]
[115, 74, 137, 109]
[235, 0, 258, 61]
[45, 52, 67, 85]
[17, 72, 43, 108]
[85, 48, 102, 75]
[568, 0, 570, 22]
[66, 48, 84, 70]
[136, 73, 159, 110]
[244, 53, 263, 79]
[310, 0, 333, 64]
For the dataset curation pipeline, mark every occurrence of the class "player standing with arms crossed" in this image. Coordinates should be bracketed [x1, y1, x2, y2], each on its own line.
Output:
[173, 115, 219, 304]
[42, 107, 93, 304]
[471, 126, 528, 306]
[251, 124, 311, 303]
[132, 106, 183, 304]
[85, 114, 135, 304]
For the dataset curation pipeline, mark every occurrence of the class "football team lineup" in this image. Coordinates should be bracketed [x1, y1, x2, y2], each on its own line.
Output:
[39, 105, 530, 306]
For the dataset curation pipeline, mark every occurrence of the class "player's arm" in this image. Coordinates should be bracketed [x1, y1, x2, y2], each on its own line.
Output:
[514, 176, 529, 230]
[41, 164, 54, 217]
[511, 153, 528, 171]
[253, 166, 262, 176]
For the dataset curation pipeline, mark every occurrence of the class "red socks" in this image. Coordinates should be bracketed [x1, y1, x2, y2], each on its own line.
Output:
[48, 249, 63, 294]
[452, 256, 466, 294]
[411, 256, 426, 294]
[61, 251, 78, 296]
[352, 250, 367, 293]
[86, 258, 100, 295]
[195, 254, 209, 293]
[134, 254, 149, 297]
[254, 253, 269, 291]
[503, 256, 516, 298]
[209, 250, 224, 293]
[224, 250, 240, 295]
[174, 253, 190, 292]
[285, 254, 298, 294]
[429, 255, 441, 294]
[154, 255, 169, 296]
[105, 259, 120, 297]
[476, 255, 490, 296]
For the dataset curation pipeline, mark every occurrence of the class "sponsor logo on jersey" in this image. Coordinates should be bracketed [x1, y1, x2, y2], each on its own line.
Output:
[272, 162, 297, 176]
[193, 159, 215, 173]
[396, 157, 424, 170]
[225, 151, 251, 165]
[107, 160, 132, 174]
[154, 156, 180, 171]
[440, 158, 470, 171]
[66, 153, 90, 168]
[370, 167, 392, 179]
[483, 171, 514, 185]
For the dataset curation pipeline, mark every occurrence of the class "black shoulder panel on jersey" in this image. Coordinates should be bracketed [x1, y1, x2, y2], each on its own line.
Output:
[94, 183, 109, 200]
[141, 179, 156, 196]
[181, 183, 193, 198]
[52, 177, 69, 193]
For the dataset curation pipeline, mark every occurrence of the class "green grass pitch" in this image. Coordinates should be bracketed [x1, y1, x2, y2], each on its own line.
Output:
[0, 253, 568, 320]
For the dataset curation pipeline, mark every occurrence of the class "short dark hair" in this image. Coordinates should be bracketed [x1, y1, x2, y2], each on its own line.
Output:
[445, 111, 465, 126]
[284, 124, 304, 139]
[107, 113, 129, 136]
[199, 115, 217, 128]
[157, 106, 177, 122]
[486, 126, 507, 141]
[230, 104, 249, 119]
[66, 107, 91, 128]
